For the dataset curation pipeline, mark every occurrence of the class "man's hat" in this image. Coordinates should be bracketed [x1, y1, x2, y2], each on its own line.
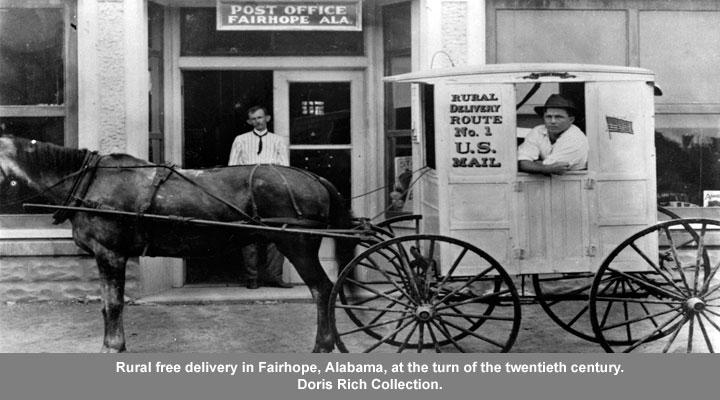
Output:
[534, 94, 577, 116]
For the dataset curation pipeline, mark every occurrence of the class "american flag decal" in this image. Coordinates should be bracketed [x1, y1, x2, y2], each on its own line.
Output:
[606, 116, 634, 134]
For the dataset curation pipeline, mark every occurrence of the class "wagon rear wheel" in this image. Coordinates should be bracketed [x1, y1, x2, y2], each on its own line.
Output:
[532, 207, 684, 343]
[329, 234, 521, 353]
[589, 219, 720, 352]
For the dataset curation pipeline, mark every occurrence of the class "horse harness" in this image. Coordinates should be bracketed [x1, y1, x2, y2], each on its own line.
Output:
[52, 159, 331, 232]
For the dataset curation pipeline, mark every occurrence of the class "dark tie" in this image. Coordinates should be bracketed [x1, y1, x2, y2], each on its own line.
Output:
[254, 131, 264, 155]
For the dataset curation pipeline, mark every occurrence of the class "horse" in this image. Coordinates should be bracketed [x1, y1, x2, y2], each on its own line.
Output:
[0, 135, 357, 352]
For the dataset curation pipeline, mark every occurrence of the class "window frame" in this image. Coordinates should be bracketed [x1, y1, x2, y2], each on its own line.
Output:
[0, 0, 78, 148]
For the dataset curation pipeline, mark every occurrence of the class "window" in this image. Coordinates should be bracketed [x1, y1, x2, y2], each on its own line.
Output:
[0, 0, 77, 214]
[180, 8, 363, 56]
[383, 2, 412, 215]
[288, 82, 352, 201]
[488, 0, 720, 206]
[515, 82, 587, 174]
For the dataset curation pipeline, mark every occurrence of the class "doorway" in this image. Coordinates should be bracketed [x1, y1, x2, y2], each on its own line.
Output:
[182, 70, 272, 284]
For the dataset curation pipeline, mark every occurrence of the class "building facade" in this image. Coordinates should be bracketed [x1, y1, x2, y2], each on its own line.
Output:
[1, 0, 719, 301]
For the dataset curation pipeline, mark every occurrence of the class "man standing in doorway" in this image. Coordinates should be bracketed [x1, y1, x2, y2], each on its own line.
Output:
[229, 106, 293, 289]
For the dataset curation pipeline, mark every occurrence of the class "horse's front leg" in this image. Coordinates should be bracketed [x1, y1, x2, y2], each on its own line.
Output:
[94, 248, 128, 353]
[277, 238, 335, 353]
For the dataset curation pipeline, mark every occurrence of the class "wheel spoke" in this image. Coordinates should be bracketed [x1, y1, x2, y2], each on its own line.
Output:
[660, 316, 685, 353]
[363, 317, 416, 353]
[629, 241, 687, 296]
[434, 288, 512, 311]
[621, 280, 632, 342]
[339, 313, 414, 336]
[435, 247, 469, 290]
[600, 279, 623, 329]
[346, 278, 415, 309]
[687, 314, 695, 353]
[594, 296, 683, 306]
[661, 226, 694, 293]
[396, 321, 419, 353]
[566, 304, 590, 328]
[705, 308, 720, 318]
[395, 242, 422, 299]
[430, 319, 465, 353]
[607, 268, 685, 300]
[435, 316, 507, 349]
[435, 311, 515, 322]
[426, 323, 442, 353]
[700, 260, 720, 294]
[416, 322, 425, 353]
[695, 314, 714, 353]
[358, 260, 403, 279]
[355, 259, 419, 306]
[692, 223, 707, 296]
[699, 311, 720, 334]
[600, 305, 683, 332]
[336, 304, 413, 314]
[622, 313, 685, 353]
[435, 265, 497, 304]
[446, 304, 484, 326]
[351, 286, 402, 307]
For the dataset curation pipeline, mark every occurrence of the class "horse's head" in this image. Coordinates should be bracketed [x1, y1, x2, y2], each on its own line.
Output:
[0, 135, 87, 208]
[0, 135, 29, 190]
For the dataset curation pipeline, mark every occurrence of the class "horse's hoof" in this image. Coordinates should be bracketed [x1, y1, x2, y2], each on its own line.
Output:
[101, 345, 126, 353]
[312, 345, 335, 353]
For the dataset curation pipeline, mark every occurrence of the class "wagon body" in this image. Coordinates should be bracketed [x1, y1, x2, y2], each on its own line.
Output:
[385, 64, 658, 276]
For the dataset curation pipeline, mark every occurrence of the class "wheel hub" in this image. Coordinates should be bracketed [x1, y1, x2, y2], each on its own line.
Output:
[685, 297, 706, 313]
[414, 304, 435, 322]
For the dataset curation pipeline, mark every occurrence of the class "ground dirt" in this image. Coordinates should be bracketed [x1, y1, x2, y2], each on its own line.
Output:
[1, 300, 604, 353]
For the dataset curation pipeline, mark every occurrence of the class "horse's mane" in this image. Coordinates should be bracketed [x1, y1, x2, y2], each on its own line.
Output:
[5, 135, 89, 174]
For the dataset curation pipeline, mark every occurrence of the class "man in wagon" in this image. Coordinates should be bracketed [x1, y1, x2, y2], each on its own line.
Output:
[229, 105, 293, 289]
[517, 94, 588, 174]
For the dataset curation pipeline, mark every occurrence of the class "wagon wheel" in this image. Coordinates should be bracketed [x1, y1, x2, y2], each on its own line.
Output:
[589, 218, 720, 352]
[329, 234, 521, 353]
[532, 206, 685, 343]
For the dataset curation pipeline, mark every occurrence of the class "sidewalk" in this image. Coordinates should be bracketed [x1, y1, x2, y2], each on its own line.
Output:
[136, 285, 314, 305]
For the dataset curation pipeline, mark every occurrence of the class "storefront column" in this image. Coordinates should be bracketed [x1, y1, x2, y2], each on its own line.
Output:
[419, 0, 486, 68]
[77, 0, 149, 158]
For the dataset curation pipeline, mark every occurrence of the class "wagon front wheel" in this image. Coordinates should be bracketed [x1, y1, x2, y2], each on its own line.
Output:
[589, 219, 720, 352]
[329, 234, 521, 353]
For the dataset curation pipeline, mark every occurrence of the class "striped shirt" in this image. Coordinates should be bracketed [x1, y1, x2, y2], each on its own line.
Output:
[228, 130, 289, 166]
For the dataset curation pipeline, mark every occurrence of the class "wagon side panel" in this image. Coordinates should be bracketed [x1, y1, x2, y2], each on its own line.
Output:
[586, 80, 658, 270]
[436, 82, 519, 276]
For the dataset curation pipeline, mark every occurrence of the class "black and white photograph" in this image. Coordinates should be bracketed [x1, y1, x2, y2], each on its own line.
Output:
[2, 0, 720, 360]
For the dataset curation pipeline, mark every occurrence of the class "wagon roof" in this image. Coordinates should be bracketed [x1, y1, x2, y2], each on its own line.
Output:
[383, 63, 655, 83]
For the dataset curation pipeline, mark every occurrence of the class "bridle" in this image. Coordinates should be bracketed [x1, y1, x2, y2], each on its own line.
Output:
[0, 158, 91, 209]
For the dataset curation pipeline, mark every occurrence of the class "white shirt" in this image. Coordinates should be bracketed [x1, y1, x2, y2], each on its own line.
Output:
[517, 124, 588, 170]
[228, 130, 289, 166]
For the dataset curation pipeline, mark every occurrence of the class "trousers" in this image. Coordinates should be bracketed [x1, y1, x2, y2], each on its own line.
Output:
[241, 241, 284, 282]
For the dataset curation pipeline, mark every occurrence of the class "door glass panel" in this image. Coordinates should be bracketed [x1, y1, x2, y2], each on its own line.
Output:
[289, 82, 350, 145]
[290, 149, 351, 201]
[0, 8, 64, 105]
[288, 81, 352, 201]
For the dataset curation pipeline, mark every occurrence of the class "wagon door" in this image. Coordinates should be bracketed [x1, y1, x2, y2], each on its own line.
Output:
[434, 82, 520, 276]
[585, 80, 657, 267]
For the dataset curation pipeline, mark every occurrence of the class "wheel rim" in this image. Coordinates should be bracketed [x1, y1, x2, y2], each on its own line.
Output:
[590, 219, 720, 352]
[532, 272, 599, 342]
[329, 234, 521, 353]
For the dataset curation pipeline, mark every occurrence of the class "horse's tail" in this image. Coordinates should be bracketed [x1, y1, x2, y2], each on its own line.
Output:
[316, 177, 356, 272]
